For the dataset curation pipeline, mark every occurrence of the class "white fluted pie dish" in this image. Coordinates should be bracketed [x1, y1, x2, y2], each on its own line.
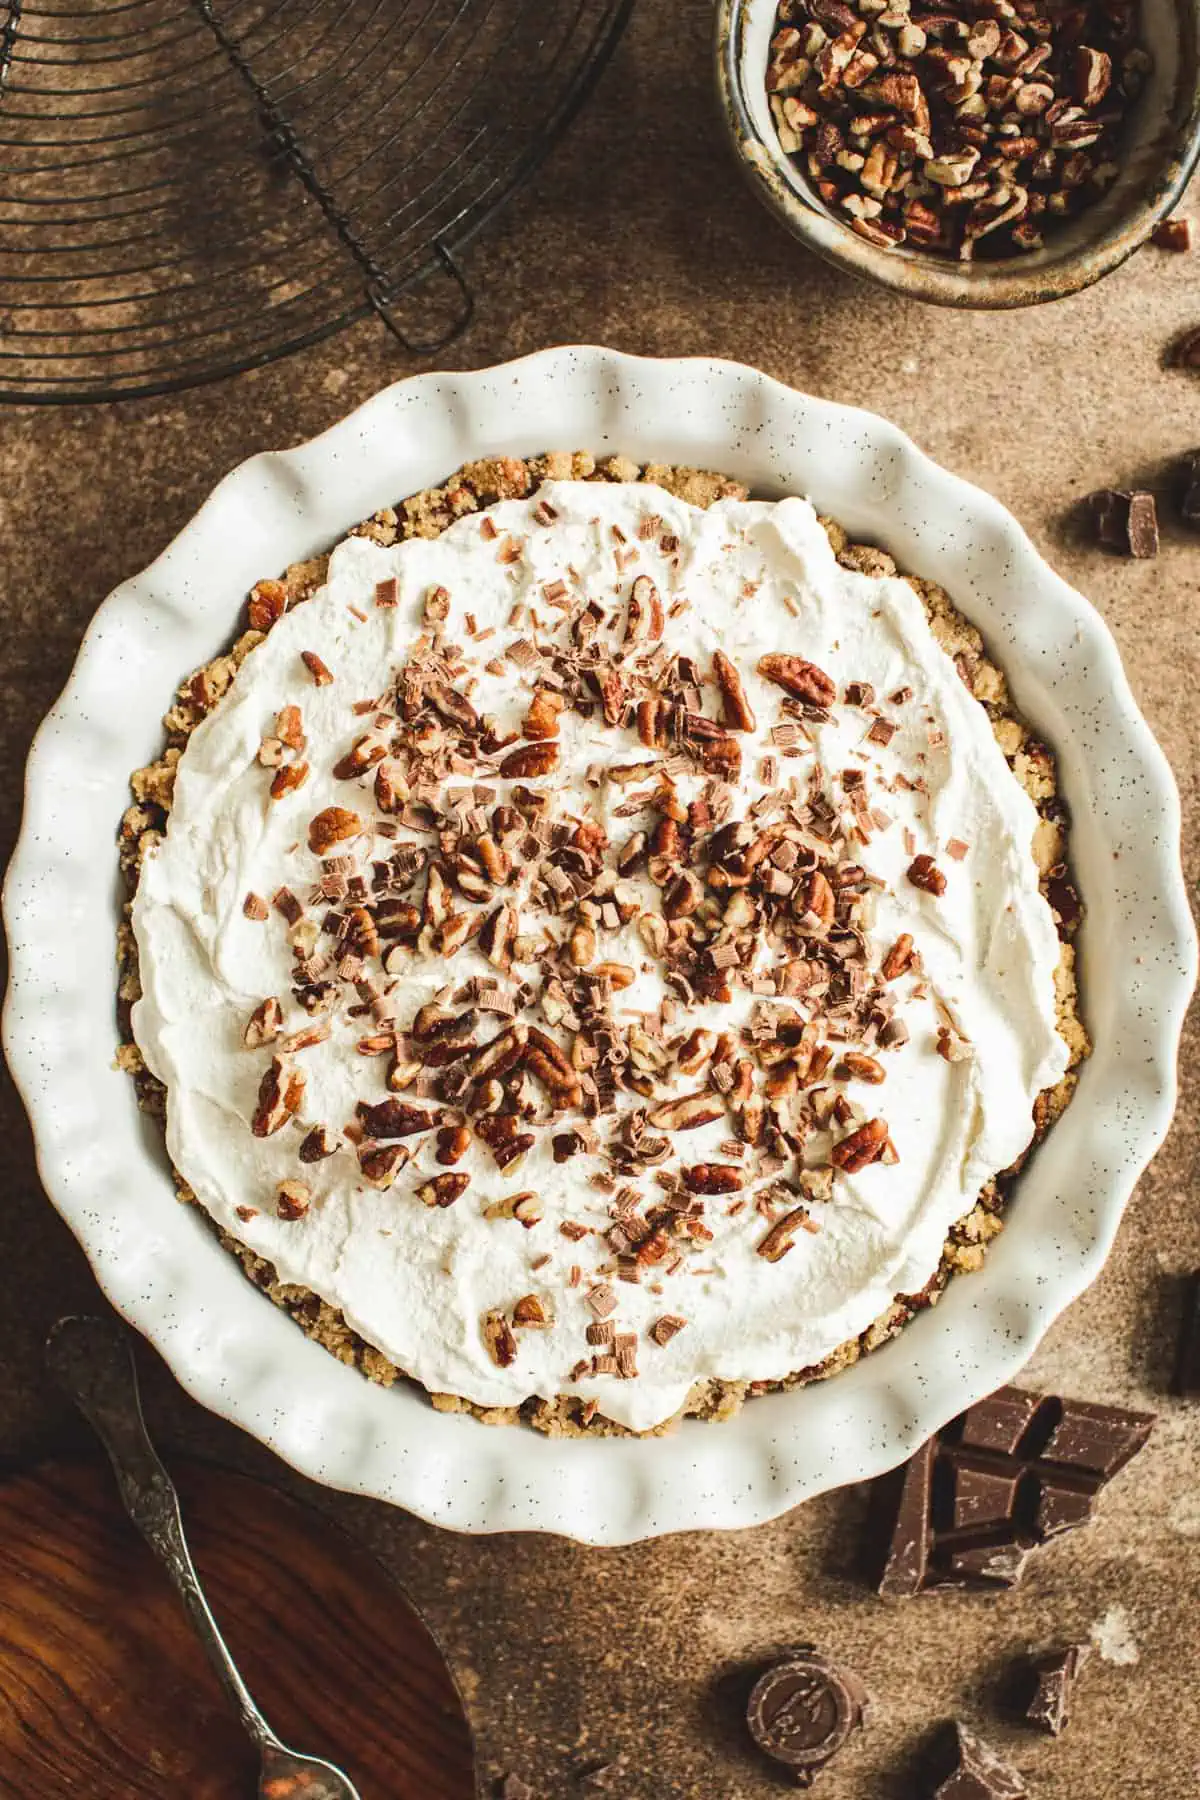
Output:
[4, 347, 1193, 1542]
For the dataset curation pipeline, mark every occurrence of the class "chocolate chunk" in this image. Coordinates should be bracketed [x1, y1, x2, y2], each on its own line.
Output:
[1179, 452, 1200, 531]
[1152, 218, 1192, 252]
[867, 1385, 1155, 1595]
[871, 1437, 933, 1596]
[1172, 1269, 1200, 1394]
[933, 1722, 1026, 1800]
[1024, 1644, 1089, 1736]
[1172, 325, 1200, 368]
[1092, 489, 1159, 558]
[745, 1647, 869, 1785]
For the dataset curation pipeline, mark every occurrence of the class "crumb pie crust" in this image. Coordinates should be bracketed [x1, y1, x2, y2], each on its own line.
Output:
[117, 451, 1088, 1438]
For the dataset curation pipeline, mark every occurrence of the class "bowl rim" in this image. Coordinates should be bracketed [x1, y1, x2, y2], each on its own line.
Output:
[4, 345, 1195, 1542]
[714, 0, 1200, 309]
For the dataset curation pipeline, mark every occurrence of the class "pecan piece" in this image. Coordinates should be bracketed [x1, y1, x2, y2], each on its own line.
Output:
[474, 1112, 536, 1170]
[244, 997, 282, 1049]
[270, 761, 310, 800]
[683, 1163, 744, 1194]
[758, 654, 836, 708]
[798, 868, 836, 931]
[756, 1206, 813, 1263]
[712, 650, 756, 732]
[251, 1056, 305, 1137]
[647, 1090, 727, 1132]
[417, 1171, 470, 1207]
[483, 1310, 518, 1368]
[359, 1143, 409, 1188]
[276, 1179, 311, 1221]
[522, 688, 564, 741]
[499, 742, 558, 779]
[333, 735, 386, 780]
[298, 1124, 338, 1162]
[247, 579, 287, 632]
[699, 732, 741, 779]
[478, 903, 518, 969]
[356, 1098, 439, 1138]
[831, 1117, 890, 1172]
[907, 853, 947, 896]
[625, 573, 665, 642]
[308, 807, 362, 855]
[436, 1124, 471, 1165]
[512, 1294, 552, 1328]
[301, 650, 334, 686]
[675, 1028, 716, 1076]
[469, 1023, 528, 1080]
[881, 932, 915, 980]
[840, 1052, 886, 1084]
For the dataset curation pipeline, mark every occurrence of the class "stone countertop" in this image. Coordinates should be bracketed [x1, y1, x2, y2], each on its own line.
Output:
[0, 3, 1197, 1795]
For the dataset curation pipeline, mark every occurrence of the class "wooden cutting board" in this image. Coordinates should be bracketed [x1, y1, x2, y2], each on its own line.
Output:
[0, 1457, 476, 1799]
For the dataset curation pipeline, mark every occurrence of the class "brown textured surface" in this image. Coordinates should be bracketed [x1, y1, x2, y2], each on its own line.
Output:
[0, 4, 1197, 1796]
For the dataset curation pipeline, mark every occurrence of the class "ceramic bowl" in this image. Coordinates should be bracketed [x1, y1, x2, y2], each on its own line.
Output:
[4, 347, 1194, 1541]
[715, 0, 1200, 307]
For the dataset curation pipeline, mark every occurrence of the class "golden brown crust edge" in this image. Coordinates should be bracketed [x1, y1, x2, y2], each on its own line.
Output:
[115, 450, 1089, 1439]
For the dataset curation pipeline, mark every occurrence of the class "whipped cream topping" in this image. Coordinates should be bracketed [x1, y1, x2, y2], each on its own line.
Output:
[131, 480, 1068, 1432]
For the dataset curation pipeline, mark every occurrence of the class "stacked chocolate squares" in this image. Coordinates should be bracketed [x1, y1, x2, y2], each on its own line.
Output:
[867, 1385, 1154, 1596]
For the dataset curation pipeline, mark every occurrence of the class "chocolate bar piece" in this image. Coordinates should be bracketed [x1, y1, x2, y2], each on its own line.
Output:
[1173, 1270, 1200, 1393]
[1024, 1645, 1089, 1736]
[933, 1722, 1026, 1799]
[868, 1385, 1154, 1595]
[745, 1647, 869, 1785]
[1181, 455, 1200, 532]
[1092, 489, 1159, 558]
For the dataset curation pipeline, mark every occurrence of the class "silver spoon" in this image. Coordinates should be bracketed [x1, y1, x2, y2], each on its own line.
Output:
[46, 1313, 362, 1800]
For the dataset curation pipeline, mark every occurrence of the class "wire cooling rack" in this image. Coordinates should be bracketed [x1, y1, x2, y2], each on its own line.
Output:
[0, 0, 633, 403]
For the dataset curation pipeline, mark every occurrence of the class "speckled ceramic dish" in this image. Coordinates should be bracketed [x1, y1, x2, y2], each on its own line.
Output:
[716, 0, 1200, 308]
[4, 348, 1194, 1541]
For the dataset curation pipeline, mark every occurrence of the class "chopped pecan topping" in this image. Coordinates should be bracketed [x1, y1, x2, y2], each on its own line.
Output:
[512, 1294, 552, 1328]
[831, 1116, 890, 1172]
[626, 573, 665, 642]
[308, 807, 362, 855]
[522, 687, 564, 740]
[839, 1052, 885, 1084]
[436, 1124, 471, 1165]
[647, 1091, 727, 1132]
[242, 892, 269, 921]
[248, 579, 287, 632]
[881, 932, 915, 980]
[244, 997, 283, 1049]
[301, 650, 334, 686]
[359, 1143, 409, 1188]
[276, 1179, 311, 1220]
[756, 1206, 814, 1263]
[483, 1310, 518, 1367]
[758, 653, 836, 707]
[270, 761, 310, 800]
[298, 1124, 338, 1162]
[713, 651, 757, 732]
[251, 1056, 305, 1136]
[907, 853, 947, 896]
[499, 742, 558, 779]
[417, 1171, 470, 1207]
[682, 1163, 744, 1194]
[356, 1098, 440, 1139]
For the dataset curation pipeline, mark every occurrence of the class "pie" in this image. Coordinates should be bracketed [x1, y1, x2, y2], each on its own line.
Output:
[118, 451, 1087, 1436]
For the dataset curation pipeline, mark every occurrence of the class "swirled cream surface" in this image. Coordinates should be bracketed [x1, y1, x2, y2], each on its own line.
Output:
[132, 482, 1068, 1432]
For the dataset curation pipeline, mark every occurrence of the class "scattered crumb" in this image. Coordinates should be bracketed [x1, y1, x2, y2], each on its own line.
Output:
[1090, 1604, 1139, 1666]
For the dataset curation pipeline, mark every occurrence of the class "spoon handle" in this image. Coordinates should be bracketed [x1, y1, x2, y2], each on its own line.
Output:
[46, 1314, 279, 1754]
